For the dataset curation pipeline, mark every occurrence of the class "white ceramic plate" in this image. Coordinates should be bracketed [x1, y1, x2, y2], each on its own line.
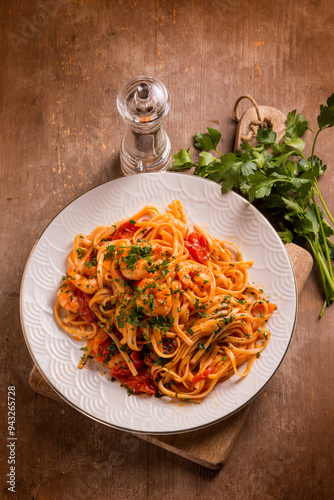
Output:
[20, 172, 297, 434]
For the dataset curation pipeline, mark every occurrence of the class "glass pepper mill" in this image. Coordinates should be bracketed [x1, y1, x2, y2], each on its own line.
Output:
[117, 76, 172, 175]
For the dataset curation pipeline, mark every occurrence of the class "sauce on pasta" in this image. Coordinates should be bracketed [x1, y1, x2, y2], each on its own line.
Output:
[54, 200, 276, 401]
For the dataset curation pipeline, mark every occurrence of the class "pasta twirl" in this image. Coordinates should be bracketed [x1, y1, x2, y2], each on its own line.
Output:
[54, 200, 276, 401]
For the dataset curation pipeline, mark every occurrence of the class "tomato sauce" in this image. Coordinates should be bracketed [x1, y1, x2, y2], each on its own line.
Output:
[192, 367, 215, 386]
[251, 302, 277, 317]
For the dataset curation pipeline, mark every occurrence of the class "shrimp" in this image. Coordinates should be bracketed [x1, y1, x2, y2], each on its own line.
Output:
[136, 278, 172, 317]
[119, 242, 164, 281]
[57, 281, 80, 313]
[67, 267, 98, 294]
[177, 261, 211, 291]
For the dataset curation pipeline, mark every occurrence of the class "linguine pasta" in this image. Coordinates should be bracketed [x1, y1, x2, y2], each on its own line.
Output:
[54, 200, 276, 401]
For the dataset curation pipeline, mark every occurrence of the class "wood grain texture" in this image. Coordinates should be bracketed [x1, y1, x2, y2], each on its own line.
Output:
[1, 0, 334, 498]
[28, 242, 313, 470]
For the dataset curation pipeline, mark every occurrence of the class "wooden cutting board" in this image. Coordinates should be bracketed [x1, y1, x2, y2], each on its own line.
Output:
[28, 242, 312, 469]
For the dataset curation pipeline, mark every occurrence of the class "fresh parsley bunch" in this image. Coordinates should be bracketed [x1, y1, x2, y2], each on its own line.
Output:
[171, 95, 334, 316]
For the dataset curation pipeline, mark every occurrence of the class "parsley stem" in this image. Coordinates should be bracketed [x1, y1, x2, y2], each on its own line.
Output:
[315, 246, 334, 297]
[310, 129, 322, 168]
[306, 236, 334, 313]
[314, 179, 334, 227]
[308, 236, 334, 291]
[299, 153, 312, 168]
[317, 257, 334, 297]
[311, 128, 334, 227]
[311, 192, 334, 284]
[320, 300, 327, 318]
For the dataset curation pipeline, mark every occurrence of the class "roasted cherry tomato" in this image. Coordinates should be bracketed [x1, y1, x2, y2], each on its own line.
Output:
[184, 232, 210, 263]
[118, 369, 156, 395]
[110, 352, 144, 377]
[109, 220, 138, 240]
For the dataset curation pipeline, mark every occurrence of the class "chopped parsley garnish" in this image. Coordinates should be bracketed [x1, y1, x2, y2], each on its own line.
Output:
[154, 356, 168, 366]
[120, 243, 152, 270]
[148, 316, 174, 332]
[76, 248, 84, 259]
[104, 341, 117, 363]
[220, 314, 235, 326]
[104, 244, 117, 260]
[85, 255, 97, 268]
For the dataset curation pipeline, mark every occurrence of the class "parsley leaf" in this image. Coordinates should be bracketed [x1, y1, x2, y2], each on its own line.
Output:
[285, 112, 310, 139]
[256, 128, 277, 144]
[242, 171, 275, 202]
[171, 148, 194, 170]
[194, 127, 222, 151]
[198, 151, 217, 167]
[317, 94, 334, 130]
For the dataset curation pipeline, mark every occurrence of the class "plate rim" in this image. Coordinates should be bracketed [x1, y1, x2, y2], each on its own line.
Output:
[20, 172, 298, 435]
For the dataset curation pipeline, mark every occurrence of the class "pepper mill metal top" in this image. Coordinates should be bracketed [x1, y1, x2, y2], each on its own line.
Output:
[117, 76, 172, 175]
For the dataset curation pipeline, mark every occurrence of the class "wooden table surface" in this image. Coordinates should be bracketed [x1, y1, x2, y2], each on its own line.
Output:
[1, 1, 333, 498]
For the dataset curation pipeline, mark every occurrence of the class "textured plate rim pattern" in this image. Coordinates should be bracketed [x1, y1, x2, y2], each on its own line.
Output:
[20, 172, 297, 435]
